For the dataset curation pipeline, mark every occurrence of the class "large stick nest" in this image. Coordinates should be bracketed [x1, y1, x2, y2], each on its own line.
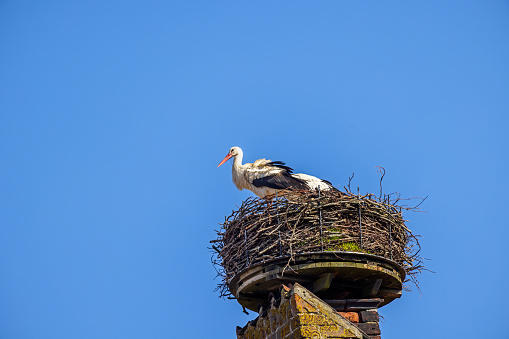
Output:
[211, 189, 425, 298]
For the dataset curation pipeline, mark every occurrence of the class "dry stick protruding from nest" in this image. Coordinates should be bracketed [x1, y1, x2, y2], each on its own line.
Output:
[210, 189, 425, 299]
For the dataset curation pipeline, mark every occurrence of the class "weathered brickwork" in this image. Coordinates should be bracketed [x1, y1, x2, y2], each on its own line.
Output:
[237, 284, 382, 339]
[338, 312, 359, 323]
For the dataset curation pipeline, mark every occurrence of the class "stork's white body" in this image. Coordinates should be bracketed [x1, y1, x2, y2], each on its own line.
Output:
[218, 147, 334, 198]
[231, 157, 282, 198]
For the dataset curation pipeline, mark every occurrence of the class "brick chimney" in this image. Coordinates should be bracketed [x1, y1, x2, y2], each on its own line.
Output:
[236, 283, 382, 339]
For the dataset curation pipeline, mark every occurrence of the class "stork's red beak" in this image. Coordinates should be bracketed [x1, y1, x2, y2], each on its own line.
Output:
[217, 153, 233, 167]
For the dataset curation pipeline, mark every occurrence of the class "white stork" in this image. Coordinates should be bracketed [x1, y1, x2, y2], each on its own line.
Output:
[217, 146, 335, 198]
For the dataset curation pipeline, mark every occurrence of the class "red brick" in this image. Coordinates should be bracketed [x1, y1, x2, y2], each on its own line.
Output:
[339, 311, 359, 323]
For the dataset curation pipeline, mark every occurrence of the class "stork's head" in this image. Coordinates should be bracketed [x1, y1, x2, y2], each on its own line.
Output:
[217, 146, 242, 167]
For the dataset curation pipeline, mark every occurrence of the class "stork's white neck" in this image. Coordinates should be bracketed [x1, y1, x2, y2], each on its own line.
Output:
[232, 149, 244, 168]
[231, 149, 245, 191]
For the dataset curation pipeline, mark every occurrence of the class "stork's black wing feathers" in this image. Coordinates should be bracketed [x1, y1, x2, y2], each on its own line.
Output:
[266, 161, 294, 174]
[252, 173, 309, 190]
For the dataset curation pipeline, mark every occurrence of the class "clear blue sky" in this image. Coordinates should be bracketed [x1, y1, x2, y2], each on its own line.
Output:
[1, 1, 508, 338]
